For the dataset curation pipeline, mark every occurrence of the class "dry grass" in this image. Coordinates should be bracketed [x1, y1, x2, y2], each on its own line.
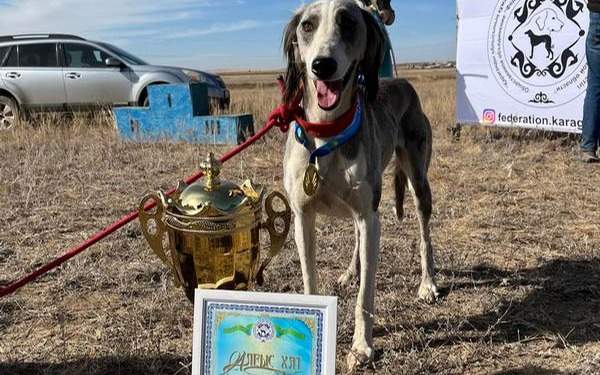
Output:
[1, 71, 599, 375]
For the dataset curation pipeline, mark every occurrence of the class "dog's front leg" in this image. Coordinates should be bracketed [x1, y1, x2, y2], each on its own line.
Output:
[337, 224, 360, 287]
[347, 212, 381, 370]
[293, 209, 319, 294]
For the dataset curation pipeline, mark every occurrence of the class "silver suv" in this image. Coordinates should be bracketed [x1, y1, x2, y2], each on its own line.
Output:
[0, 34, 230, 130]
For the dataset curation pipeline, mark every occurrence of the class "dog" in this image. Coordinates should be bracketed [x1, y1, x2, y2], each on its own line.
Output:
[525, 9, 564, 59]
[282, 0, 438, 369]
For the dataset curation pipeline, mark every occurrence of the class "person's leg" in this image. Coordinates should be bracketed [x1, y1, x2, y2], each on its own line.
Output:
[581, 12, 600, 155]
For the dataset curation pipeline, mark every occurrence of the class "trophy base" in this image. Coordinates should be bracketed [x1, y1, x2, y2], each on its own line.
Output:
[183, 279, 250, 303]
[178, 247, 257, 303]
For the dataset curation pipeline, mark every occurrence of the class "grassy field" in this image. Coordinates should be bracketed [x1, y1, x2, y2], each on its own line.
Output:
[1, 70, 599, 374]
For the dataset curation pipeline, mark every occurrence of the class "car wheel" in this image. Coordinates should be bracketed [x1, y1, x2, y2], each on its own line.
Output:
[220, 98, 230, 111]
[0, 95, 19, 131]
[139, 83, 168, 108]
[138, 90, 150, 107]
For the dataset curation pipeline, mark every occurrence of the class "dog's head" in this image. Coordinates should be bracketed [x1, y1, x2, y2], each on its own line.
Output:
[535, 9, 564, 34]
[283, 0, 384, 118]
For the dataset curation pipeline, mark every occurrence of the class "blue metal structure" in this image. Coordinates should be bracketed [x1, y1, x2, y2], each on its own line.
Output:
[113, 83, 254, 145]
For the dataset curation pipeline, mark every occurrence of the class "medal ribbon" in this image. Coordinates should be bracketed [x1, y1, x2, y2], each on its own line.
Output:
[294, 94, 364, 165]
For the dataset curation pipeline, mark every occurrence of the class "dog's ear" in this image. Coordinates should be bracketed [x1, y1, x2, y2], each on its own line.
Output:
[360, 9, 385, 101]
[535, 10, 548, 31]
[283, 11, 304, 105]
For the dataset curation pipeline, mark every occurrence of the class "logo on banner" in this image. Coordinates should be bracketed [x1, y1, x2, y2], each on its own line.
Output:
[488, 0, 588, 108]
[482, 109, 497, 125]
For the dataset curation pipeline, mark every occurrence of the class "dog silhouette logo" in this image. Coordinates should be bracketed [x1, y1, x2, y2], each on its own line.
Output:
[525, 9, 564, 60]
[488, 0, 588, 108]
[253, 318, 275, 343]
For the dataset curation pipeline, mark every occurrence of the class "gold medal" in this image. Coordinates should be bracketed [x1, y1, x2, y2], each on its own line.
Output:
[303, 164, 320, 196]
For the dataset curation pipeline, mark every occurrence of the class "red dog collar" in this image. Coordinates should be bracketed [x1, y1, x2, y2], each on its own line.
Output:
[271, 76, 359, 138]
[295, 100, 359, 138]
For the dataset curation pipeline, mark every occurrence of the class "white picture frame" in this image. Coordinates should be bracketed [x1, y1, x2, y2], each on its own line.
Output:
[192, 289, 337, 375]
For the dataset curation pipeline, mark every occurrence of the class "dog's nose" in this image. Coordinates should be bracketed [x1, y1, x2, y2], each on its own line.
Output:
[312, 57, 338, 79]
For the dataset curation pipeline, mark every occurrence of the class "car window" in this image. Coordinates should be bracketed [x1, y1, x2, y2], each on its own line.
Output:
[3, 47, 17, 67]
[97, 42, 147, 65]
[64, 43, 111, 68]
[19, 43, 58, 67]
[0, 46, 8, 65]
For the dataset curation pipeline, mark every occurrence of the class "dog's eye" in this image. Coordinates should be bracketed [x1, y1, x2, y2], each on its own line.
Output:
[301, 21, 314, 33]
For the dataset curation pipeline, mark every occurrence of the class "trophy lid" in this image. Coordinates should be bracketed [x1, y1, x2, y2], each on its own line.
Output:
[170, 153, 263, 216]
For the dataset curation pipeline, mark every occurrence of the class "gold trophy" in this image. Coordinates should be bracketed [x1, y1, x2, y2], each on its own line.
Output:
[139, 153, 291, 301]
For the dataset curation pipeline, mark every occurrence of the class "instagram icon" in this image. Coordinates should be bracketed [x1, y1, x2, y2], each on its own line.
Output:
[482, 109, 496, 125]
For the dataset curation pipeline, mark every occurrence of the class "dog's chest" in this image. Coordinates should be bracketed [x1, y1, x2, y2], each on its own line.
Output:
[312, 154, 372, 216]
[284, 134, 373, 215]
[319, 152, 366, 191]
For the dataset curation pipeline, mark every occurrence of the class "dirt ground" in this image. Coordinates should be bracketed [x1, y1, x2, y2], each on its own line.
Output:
[1, 71, 599, 375]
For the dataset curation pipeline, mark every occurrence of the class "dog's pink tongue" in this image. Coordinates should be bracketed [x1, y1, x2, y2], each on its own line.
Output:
[316, 80, 340, 109]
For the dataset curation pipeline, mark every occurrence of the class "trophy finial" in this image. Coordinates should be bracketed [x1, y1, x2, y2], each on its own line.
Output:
[200, 152, 222, 191]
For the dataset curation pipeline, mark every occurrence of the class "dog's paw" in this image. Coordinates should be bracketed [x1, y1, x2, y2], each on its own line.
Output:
[337, 270, 356, 288]
[418, 280, 440, 304]
[346, 342, 374, 372]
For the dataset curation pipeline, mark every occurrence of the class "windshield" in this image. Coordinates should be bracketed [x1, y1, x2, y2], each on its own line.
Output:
[97, 42, 148, 65]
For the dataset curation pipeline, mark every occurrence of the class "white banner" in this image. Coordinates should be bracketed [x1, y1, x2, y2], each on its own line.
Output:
[457, 0, 590, 133]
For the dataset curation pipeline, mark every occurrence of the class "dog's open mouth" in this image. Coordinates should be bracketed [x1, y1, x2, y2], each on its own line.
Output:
[315, 80, 342, 110]
[314, 62, 356, 111]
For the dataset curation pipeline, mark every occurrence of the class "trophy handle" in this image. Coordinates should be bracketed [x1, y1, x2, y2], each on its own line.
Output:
[139, 192, 182, 287]
[256, 191, 291, 285]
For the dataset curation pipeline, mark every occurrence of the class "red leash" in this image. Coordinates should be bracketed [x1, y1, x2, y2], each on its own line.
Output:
[0, 78, 297, 299]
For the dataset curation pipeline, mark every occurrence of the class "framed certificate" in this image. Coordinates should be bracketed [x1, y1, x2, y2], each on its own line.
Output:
[192, 290, 337, 375]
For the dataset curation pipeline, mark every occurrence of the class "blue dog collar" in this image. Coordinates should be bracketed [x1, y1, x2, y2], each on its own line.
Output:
[294, 94, 363, 165]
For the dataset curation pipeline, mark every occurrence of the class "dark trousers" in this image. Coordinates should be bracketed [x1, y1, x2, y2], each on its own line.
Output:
[581, 12, 600, 152]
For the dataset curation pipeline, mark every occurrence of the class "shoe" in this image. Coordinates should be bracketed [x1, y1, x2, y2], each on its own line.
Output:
[581, 150, 600, 163]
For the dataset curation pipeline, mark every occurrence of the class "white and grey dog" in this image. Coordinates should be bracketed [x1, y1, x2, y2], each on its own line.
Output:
[282, 0, 439, 369]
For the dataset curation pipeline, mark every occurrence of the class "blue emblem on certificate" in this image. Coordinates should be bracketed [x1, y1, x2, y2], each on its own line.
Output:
[203, 302, 323, 374]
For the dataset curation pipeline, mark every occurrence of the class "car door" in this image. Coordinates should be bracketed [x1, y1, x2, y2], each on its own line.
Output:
[0, 43, 66, 108]
[62, 42, 133, 106]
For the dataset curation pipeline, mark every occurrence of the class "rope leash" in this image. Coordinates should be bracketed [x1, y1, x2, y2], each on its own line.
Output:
[0, 77, 301, 299]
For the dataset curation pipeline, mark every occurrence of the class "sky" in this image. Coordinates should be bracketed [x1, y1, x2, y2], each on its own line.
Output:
[0, 0, 457, 72]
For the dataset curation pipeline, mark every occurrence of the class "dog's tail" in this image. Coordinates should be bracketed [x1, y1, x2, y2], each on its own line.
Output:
[393, 160, 407, 222]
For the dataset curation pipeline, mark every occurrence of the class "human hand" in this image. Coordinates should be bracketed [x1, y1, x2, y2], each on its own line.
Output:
[379, 9, 395, 25]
